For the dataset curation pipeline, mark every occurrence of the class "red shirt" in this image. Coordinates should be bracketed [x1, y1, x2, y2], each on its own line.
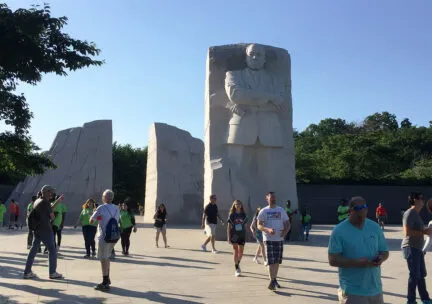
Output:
[10, 203, 17, 215]
[376, 206, 386, 216]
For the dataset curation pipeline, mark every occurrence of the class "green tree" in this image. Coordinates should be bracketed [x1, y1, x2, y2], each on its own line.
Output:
[362, 112, 398, 131]
[295, 112, 432, 185]
[112, 143, 148, 211]
[401, 118, 412, 129]
[0, 4, 103, 184]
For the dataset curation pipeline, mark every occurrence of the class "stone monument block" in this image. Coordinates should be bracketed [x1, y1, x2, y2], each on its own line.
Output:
[204, 43, 298, 238]
[144, 123, 204, 224]
[7, 120, 112, 225]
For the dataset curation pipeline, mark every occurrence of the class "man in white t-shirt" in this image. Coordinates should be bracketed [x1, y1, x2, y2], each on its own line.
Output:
[90, 189, 120, 291]
[257, 191, 290, 291]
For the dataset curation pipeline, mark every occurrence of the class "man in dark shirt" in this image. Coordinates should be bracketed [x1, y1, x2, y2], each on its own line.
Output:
[201, 194, 224, 253]
[23, 185, 63, 280]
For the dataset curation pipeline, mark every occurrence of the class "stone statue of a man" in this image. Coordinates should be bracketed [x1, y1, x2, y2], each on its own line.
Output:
[224, 44, 287, 167]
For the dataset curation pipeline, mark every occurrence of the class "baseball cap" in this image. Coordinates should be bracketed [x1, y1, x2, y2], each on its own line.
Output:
[41, 185, 55, 193]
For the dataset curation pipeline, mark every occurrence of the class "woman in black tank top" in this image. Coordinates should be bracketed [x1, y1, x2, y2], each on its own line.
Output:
[153, 204, 169, 248]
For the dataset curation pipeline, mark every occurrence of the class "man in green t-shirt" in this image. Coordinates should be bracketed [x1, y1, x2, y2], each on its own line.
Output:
[51, 195, 66, 252]
[337, 199, 349, 223]
[0, 199, 6, 227]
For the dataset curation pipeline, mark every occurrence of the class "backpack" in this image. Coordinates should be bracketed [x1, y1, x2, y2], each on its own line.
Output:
[104, 206, 120, 243]
[27, 209, 39, 231]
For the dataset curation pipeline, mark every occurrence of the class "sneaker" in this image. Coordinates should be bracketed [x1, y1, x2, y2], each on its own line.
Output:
[91, 251, 96, 257]
[235, 269, 241, 277]
[253, 257, 261, 264]
[273, 279, 281, 288]
[94, 283, 110, 291]
[124, 252, 129, 256]
[23, 272, 37, 279]
[201, 244, 207, 252]
[49, 272, 63, 279]
[268, 281, 276, 291]
[212, 249, 218, 254]
[83, 254, 90, 259]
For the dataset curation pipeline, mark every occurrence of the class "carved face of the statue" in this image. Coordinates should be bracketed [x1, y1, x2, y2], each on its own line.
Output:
[246, 44, 265, 70]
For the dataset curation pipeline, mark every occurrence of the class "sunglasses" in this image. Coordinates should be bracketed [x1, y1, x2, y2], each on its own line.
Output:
[353, 204, 368, 211]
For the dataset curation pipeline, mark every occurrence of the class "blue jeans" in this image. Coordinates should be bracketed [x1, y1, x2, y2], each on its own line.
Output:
[403, 246, 430, 302]
[24, 231, 57, 275]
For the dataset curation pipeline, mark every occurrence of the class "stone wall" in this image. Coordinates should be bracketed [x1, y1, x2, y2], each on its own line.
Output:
[297, 184, 432, 225]
[6, 120, 112, 225]
[144, 123, 204, 224]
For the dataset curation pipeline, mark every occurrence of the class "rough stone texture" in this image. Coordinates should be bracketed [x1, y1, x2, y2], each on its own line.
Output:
[204, 43, 298, 239]
[144, 123, 204, 224]
[7, 120, 112, 225]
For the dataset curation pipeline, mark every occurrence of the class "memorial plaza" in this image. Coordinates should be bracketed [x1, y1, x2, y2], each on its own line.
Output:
[0, 220, 420, 304]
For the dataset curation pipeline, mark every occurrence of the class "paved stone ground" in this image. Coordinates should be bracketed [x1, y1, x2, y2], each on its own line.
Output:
[0, 221, 419, 303]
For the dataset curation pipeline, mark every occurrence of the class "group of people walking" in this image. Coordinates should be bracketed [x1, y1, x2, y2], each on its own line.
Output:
[16, 183, 432, 302]
[201, 192, 290, 290]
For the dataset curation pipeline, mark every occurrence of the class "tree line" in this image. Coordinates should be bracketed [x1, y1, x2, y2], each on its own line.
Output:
[295, 112, 432, 185]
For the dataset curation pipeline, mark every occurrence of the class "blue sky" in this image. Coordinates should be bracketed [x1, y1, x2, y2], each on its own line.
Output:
[6, 0, 432, 151]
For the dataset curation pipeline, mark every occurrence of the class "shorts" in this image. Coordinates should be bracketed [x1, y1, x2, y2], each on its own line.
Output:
[377, 216, 385, 223]
[265, 241, 284, 265]
[205, 223, 216, 236]
[338, 288, 384, 304]
[230, 234, 245, 246]
[255, 231, 263, 243]
[97, 240, 116, 260]
[155, 224, 166, 232]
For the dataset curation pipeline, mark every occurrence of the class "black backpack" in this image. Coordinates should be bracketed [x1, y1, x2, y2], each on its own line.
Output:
[104, 206, 120, 243]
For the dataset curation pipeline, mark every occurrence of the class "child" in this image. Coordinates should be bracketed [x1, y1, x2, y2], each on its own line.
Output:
[301, 209, 312, 241]
[250, 207, 266, 265]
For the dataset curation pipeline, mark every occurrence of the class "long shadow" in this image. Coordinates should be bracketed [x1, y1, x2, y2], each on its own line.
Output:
[129, 254, 220, 265]
[283, 265, 337, 274]
[111, 257, 214, 270]
[0, 281, 107, 304]
[285, 256, 328, 264]
[0, 256, 47, 268]
[64, 278, 204, 304]
[171, 247, 231, 255]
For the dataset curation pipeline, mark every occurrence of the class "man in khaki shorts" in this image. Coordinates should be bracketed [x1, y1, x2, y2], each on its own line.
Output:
[201, 194, 224, 254]
[90, 189, 119, 291]
[328, 196, 389, 304]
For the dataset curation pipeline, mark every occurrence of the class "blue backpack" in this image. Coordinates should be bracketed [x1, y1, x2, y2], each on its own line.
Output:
[104, 206, 120, 243]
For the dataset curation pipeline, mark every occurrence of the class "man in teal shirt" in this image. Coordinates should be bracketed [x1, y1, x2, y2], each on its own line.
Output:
[328, 196, 389, 304]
